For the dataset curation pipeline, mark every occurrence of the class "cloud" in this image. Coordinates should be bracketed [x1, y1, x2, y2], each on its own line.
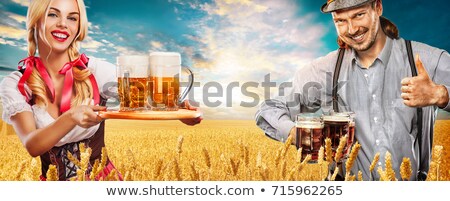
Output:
[114, 45, 142, 56]
[0, 25, 27, 41]
[0, 38, 16, 46]
[11, 0, 29, 7]
[204, 0, 268, 16]
[170, 0, 329, 119]
[81, 36, 104, 52]
[150, 41, 163, 49]
[6, 12, 27, 24]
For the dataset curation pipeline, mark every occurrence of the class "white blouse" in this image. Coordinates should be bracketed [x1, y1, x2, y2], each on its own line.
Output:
[0, 56, 117, 147]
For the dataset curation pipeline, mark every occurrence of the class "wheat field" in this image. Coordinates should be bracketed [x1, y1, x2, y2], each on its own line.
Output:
[0, 119, 449, 181]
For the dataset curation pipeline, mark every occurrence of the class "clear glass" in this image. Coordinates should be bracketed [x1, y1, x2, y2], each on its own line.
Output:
[116, 55, 150, 111]
[322, 112, 355, 160]
[295, 113, 324, 163]
[149, 52, 194, 111]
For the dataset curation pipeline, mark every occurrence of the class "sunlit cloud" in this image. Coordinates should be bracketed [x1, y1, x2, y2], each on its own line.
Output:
[0, 25, 27, 40]
[150, 41, 163, 50]
[6, 12, 27, 24]
[81, 36, 104, 53]
[0, 38, 16, 46]
[11, 0, 29, 7]
[169, 0, 328, 118]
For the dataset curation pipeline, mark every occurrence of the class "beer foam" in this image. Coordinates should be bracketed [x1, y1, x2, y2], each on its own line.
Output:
[117, 55, 150, 78]
[323, 115, 349, 122]
[150, 52, 181, 76]
[296, 122, 323, 129]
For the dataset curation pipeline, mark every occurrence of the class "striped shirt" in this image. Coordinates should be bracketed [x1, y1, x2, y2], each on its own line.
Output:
[255, 37, 450, 180]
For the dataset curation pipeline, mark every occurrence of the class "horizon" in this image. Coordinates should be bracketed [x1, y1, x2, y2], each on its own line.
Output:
[0, 0, 449, 119]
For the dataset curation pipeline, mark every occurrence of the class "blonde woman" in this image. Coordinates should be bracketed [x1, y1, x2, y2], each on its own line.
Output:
[0, 0, 121, 180]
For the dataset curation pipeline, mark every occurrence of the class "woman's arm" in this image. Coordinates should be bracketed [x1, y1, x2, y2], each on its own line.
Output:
[10, 104, 105, 157]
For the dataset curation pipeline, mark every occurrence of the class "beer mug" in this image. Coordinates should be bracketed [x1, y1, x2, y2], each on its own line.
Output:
[295, 113, 324, 163]
[322, 112, 355, 159]
[149, 52, 194, 111]
[116, 55, 150, 111]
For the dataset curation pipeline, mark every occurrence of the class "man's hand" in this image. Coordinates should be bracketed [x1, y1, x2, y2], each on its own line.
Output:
[289, 127, 296, 145]
[179, 100, 203, 126]
[401, 55, 449, 108]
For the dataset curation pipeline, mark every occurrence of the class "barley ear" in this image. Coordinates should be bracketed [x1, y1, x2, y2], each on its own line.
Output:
[334, 135, 348, 163]
[153, 158, 163, 180]
[67, 152, 81, 168]
[318, 146, 324, 165]
[377, 166, 388, 181]
[345, 142, 361, 173]
[358, 170, 363, 181]
[330, 166, 339, 181]
[384, 151, 396, 181]
[176, 135, 184, 155]
[369, 152, 380, 181]
[76, 168, 85, 181]
[172, 158, 182, 181]
[400, 157, 412, 181]
[189, 161, 200, 181]
[279, 160, 287, 180]
[297, 147, 303, 162]
[202, 148, 211, 169]
[301, 154, 311, 165]
[282, 135, 293, 158]
[325, 138, 332, 163]
[90, 159, 100, 181]
[274, 147, 283, 167]
[79, 142, 86, 154]
[46, 164, 58, 181]
[100, 147, 108, 169]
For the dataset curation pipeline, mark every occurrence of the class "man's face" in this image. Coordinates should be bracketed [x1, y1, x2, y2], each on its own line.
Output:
[332, 2, 382, 51]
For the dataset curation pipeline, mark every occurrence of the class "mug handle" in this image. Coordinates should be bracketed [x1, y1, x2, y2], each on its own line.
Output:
[179, 66, 194, 105]
[120, 71, 130, 110]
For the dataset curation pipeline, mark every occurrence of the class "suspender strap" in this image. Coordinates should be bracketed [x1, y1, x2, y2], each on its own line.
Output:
[405, 40, 426, 181]
[332, 48, 345, 112]
[332, 42, 425, 180]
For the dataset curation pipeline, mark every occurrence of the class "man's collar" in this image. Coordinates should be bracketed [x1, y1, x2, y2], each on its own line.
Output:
[378, 36, 393, 65]
[350, 36, 393, 67]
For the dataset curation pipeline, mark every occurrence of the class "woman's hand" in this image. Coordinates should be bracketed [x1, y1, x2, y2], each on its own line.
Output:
[69, 99, 106, 128]
[179, 100, 203, 126]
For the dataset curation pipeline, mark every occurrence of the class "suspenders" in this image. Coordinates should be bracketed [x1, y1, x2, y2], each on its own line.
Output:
[332, 48, 345, 112]
[405, 40, 426, 181]
[332, 40, 426, 180]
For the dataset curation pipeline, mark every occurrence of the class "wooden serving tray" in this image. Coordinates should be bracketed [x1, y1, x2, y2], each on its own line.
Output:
[98, 109, 202, 120]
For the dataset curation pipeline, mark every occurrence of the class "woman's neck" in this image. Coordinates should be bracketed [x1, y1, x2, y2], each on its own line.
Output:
[38, 48, 70, 78]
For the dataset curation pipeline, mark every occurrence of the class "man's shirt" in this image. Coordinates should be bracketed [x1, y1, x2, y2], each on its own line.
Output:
[256, 37, 450, 180]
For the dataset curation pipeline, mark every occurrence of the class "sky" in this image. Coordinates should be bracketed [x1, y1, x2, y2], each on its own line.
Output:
[0, 0, 449, 119]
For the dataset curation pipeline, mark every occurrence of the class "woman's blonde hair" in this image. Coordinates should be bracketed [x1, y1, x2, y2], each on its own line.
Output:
[26, 0, 94, 109]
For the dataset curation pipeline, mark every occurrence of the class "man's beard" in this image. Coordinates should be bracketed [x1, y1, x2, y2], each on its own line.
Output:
[343, 18, 379, 51]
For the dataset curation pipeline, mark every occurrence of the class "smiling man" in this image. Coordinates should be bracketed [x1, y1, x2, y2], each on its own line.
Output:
[255, 0, 450, 181]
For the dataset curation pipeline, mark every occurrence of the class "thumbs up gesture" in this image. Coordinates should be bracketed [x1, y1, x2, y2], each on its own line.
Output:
[401, 55, 449, 108]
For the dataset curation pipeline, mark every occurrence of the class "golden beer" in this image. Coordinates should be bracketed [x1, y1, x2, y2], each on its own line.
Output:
[118, 77, 149, 110]
[116, 55, 150, 111]
[149, 76, 179, 110]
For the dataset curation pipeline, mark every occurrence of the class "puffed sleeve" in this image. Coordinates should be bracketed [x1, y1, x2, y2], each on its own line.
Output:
[0, 71, 32, 124]
[87, 57, 118, 100]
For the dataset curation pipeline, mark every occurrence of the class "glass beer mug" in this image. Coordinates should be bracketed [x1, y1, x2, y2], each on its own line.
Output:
[322, 112, 355, 159]
[116, 55, 150, 111]
[295, 113, 324, 163]
[149, 52, 194, 111]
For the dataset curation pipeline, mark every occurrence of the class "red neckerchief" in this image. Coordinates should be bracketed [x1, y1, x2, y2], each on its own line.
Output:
[17, 53, 100, 113]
